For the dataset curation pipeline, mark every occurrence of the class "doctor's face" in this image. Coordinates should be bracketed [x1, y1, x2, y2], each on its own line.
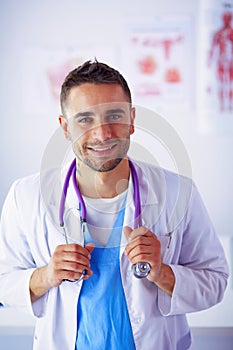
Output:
[60, 83, 135, 172]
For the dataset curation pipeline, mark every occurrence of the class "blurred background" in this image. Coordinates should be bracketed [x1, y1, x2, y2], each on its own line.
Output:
[0, 0, 233, 348]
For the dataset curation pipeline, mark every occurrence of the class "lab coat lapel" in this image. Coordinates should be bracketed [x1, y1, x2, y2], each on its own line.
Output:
[120, 160, 160, 254]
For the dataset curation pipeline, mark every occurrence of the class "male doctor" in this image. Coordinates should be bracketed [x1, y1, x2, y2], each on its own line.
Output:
[0, 60, 229, 350]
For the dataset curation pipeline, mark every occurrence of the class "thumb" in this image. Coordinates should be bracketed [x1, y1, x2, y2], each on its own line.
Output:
[123, 226, 133, 241]
[85, 242, 95, 254]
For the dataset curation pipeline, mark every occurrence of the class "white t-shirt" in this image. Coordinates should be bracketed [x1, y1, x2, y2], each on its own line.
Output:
[83, 190, 128, 246]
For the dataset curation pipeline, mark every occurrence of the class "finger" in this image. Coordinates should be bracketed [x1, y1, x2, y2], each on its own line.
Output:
[125, 226, 158, 249]
[62, 245, 95, 277]
[55, 254, 91, 271]
[128, 243, 154, 257]
[59, 243, 86, 253]
[129, 253, 153, 266]
[53, 244, 95, 281]
[128, 226, 152, 240]
[61, 268, 93, 282]
[85, 243, 95, 255]
[125, 236, 154, 256]
[61, 243, 95, 259]
[54, 249, 89, 264]
[53, 246, 91, 270]
[123, 226, 133, 241]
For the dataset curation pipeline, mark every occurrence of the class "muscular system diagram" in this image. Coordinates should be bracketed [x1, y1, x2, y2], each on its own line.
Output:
[208, 11, 233, 112]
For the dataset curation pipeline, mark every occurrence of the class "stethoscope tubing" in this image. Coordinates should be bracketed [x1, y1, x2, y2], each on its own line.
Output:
[59, 158, 150, 279]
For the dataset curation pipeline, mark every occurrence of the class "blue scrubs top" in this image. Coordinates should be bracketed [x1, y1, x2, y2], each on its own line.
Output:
[75, 203, 136, 350]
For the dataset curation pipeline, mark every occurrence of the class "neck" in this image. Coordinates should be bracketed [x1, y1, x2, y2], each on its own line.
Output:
[77, 158, 130, 198]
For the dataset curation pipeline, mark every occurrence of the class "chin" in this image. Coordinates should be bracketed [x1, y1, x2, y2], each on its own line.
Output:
[85, 157, 123, 173]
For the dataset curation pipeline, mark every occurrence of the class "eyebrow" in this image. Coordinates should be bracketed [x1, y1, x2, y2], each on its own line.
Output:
[105, 108, 126, 115]
[73, 111, 94, 119]
[73, 108, 126, 119]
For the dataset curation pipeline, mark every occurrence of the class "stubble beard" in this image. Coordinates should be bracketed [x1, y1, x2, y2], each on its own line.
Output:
[73, 139, 130, 173]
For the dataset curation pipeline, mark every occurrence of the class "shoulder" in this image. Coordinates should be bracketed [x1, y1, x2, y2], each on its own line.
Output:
[132, 159, 193, 190]
[132, 160, 194, 220]
[7, 168, 61, 209]
[12, 172, 40, 192]
[6, 173, 41, 208]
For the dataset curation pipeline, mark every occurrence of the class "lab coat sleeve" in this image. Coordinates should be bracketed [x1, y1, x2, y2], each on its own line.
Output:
[0, 180, 48, 318]
[158, 182, 229, 316]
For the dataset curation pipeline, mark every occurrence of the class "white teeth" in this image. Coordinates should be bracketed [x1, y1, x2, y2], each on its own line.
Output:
[92, 145, 114, 151]
[94, 147, 111, 151]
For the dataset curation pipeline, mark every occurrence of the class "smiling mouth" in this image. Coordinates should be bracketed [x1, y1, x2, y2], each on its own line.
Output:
[85, 142, 117, 154]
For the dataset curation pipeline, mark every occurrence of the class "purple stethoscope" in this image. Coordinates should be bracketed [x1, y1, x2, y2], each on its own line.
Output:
[59, 158, 150, 281]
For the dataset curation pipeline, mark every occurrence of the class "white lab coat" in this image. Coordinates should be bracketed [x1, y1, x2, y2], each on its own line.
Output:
[0, 160, 229, 350]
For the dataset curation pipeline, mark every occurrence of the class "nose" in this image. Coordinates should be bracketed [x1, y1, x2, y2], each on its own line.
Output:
[92, 123, 112, 141]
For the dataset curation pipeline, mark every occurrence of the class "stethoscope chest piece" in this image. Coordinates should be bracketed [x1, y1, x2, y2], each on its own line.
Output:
[132, 262, 151, 279]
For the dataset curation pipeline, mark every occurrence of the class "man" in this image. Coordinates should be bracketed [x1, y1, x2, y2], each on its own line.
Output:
[0, 60, 229, 349]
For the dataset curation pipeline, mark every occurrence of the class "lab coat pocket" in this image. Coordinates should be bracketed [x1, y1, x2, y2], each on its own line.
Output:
[158, 233, 173, 263]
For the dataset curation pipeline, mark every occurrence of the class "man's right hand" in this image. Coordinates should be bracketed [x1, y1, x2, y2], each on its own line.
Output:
[29, 243, 95, 302]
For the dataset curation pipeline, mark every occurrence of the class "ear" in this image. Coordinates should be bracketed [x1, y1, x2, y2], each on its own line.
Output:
[58, 115, 71, 140]
[130, 107, 136, 135]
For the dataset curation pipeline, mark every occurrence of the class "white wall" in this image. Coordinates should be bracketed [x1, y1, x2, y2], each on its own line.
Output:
[0, 0, 232, 328]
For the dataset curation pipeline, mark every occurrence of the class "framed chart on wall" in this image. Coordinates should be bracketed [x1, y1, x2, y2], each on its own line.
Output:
[122, 15, 192, 114]
[197, 0, 233, 134]
[19, 46, 117, 116]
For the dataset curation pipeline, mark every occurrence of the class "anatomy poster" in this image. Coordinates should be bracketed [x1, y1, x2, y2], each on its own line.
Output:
[123, 16, 192, 113]
[20, 46, 116, 115]
[197, 0, 233, 133]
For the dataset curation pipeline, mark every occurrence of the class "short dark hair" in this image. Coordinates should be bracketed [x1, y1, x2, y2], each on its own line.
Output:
[60, 59, 132, 116]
